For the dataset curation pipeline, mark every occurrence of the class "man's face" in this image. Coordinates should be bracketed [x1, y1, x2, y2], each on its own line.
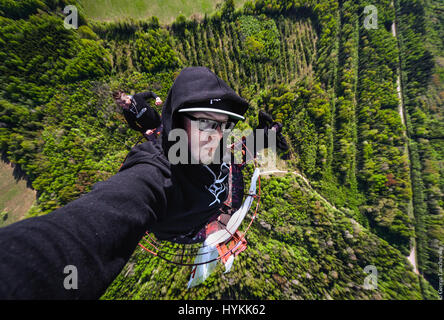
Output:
[183, 111, 229, 164]
[117, 93, 131, 108]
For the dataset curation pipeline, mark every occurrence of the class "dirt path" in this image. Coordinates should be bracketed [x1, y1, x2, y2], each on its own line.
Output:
[391, 19, 419, 275]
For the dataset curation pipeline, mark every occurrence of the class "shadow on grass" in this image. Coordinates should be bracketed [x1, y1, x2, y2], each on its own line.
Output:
[1, 151, 34, 190]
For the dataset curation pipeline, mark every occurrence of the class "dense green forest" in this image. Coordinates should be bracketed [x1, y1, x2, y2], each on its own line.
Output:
[0, 0, 442, 299]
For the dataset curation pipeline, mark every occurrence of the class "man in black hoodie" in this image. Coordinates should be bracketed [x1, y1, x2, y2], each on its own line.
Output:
[113, 90, 163, 135]
[0, 67, 252, 299]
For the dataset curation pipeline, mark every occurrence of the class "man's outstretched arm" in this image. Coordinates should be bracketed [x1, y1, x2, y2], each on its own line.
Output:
[135, 91, 158, 100]
[0, 162, 170, 299]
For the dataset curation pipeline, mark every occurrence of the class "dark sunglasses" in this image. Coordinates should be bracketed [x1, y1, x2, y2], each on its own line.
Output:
[183, 113, 235, 132]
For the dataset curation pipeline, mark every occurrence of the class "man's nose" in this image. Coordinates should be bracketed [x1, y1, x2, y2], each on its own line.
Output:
[213, 126, 224, 140]
[215, 125, 223, 137]
[203, 128, 222, 143]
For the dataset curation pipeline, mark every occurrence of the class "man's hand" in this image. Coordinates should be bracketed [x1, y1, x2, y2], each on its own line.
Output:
[258, 110, 274, 129]
[155, 97, 163, 106]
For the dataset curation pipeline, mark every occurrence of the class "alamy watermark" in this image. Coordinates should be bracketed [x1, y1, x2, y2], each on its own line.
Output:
[63, 265, 78, 290]
[363, 265, 378, 290]
[64, 5, 78, 30]
[167, 125, 278, 168]
[364, 5, 378, 30]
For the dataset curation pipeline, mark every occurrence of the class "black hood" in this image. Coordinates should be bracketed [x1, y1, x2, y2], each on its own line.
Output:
[161, 66, 249, 154]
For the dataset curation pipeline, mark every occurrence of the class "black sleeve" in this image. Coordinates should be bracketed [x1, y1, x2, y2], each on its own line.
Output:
[135, 91, 158, 101]
[0, 162, 169, 299]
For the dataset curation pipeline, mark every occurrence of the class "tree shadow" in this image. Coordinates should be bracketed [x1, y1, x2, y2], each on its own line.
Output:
[1, 152, 34, 190]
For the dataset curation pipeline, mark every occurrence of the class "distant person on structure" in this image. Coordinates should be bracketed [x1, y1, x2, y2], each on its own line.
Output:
[113, 90, 163, 140]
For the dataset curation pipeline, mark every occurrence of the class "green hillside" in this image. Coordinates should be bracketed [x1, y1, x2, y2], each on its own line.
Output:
[78, 0, 248, 23]
[0, 0, 442, 299]
[102, 171, 434, 299]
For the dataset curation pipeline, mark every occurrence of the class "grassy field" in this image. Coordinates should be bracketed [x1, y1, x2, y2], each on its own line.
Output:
[78, 0, 248, 24]
[0, 160, 36, 227]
